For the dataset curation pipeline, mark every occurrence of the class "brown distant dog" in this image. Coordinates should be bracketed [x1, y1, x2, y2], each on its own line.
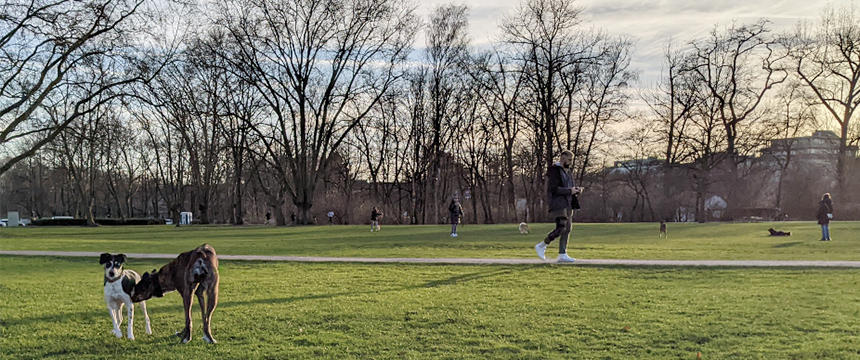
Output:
[131, 244, 219, 344]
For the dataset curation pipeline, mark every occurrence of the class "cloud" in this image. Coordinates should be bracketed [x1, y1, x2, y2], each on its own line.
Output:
[414, 0, 850, 93]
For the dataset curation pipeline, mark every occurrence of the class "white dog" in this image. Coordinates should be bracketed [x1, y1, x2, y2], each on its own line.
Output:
[100, 253, 151, 340]
[518, 222, 530, 234]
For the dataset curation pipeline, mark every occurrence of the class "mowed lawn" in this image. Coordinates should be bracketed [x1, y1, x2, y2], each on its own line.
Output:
[0, 256, 858, 359]
[0, 222, 858, 260]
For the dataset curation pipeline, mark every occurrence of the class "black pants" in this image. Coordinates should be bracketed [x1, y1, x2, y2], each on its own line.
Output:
[545, 208, 572, 254]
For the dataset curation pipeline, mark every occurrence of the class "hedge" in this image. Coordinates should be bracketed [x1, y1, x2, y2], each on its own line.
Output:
[31, 218, 166, 226]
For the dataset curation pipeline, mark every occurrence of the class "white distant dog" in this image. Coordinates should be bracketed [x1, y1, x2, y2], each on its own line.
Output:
[518, 222, 530, 234]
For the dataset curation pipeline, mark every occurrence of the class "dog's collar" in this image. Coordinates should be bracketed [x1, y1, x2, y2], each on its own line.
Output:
[104, 275, 122, 284]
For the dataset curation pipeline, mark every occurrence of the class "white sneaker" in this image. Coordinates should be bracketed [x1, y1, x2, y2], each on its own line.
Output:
[535, 242, 547, 260]
[453, 233, 458, 237]
[557, 254, 576, 263]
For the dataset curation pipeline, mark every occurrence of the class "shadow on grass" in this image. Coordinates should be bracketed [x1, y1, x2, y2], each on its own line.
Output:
[2, 267, 526, 328]
[1, 303, 185, 327]
[216, 267, 524, 309]
[773, 241, 804, 248]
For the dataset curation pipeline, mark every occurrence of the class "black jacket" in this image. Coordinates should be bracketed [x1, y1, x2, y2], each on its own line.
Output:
[449, 202, 463, 219]
[817, 198, 833, 225]
[546, 163, 579, 212]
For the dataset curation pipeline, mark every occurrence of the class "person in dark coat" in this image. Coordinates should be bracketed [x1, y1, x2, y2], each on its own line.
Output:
[449, 197, 463, 237]
[535, 150, 581, 263]
[817, 193, 833, 241]
[370, 207, 383, 232]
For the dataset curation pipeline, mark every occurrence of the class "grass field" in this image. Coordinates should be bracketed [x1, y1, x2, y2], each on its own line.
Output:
[1, 256, 859, 359]
[0, 221, 858, 260]
[1, 223, 858, 359]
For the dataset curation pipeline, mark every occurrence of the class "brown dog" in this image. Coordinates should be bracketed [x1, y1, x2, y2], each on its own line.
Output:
[131, 244, 219, 344]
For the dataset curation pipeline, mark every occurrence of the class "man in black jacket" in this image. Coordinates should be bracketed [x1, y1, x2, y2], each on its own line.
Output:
[535, 150, 581, 263]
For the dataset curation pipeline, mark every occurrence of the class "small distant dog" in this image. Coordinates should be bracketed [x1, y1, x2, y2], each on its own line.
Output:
[659, 221, 667, 239]
[768, 228, 791, 236]
[131, 244, 219, 344]
[100, 253, 151, 340]
[518, 222, 530, 234]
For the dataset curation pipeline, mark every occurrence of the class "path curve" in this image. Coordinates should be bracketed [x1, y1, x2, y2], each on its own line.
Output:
[2, 250, 860, 268]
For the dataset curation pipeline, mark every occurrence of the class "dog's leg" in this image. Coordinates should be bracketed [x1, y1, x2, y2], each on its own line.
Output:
[107, 303, 122, 338]
[196, 287, 213, 344]
[115, 304, 123, 325]
[140, 301, 152, 335]
[177, 289, 194, 343]
[125, 299, 135, 340]
[201, 280, 218, 344]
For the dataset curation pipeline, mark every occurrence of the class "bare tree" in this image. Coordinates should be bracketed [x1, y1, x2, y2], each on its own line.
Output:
[503, 0, 586, 169]
[688, 20, 787, 214]
[0, 0, 161, 176]
[761, 82, 818, 209]
[403, 69, 431, 224]
[451, 71, 493, 223]
[786, 5, 860, 197]
[617, 123, 660, 222]
[643, 43, 699, 166]
[470, 49, 526, 221]
[503, 0, 606, 220]
[689, 20, 787, 160]
[683, 80, 730, 222]
[425, 4, 469, 224]
[49, 94, 123, 225]
[218, 0, 417, 224]
[573, 36, 636, 183]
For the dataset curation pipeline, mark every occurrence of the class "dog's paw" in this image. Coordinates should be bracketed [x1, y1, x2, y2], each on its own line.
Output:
[202, 335, 216, 344]
[176, 330, 191, 344]
[145, 326, 152, 335]
[112, 329, 122, 338]
[127, 334, 135, 340]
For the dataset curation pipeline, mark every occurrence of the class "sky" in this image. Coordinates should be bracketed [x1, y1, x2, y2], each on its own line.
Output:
[415, 0, 850, 89]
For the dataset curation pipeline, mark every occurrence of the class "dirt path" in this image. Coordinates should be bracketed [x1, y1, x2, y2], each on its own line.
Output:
[2, 250, 860, 268]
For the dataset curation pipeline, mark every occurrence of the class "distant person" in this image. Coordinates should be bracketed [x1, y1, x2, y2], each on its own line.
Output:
[371, 207, 383, 232]
[535, 150, 581, 263]
[659, 220, 667, 239]
[327, 211, 334, 225]
[265, 212, 272, 225]
[817, 193, 833, 241]
[448, 197, 463, 237]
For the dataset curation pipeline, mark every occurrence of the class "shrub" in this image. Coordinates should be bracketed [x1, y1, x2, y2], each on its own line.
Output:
[31, 218, 166, 226]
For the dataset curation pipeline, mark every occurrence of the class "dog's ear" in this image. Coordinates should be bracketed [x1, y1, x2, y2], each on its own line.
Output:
[116, 254, 127, 264]
[99, 253, 110, 265]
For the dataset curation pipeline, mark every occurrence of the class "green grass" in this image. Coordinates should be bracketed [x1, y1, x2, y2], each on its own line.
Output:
[1, 222, 858, 260]
[1, 256, 858, 359]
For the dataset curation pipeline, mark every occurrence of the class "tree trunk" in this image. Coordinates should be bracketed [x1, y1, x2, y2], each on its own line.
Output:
[433, 167, 440, 224]
[233, 166, 244, 225]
